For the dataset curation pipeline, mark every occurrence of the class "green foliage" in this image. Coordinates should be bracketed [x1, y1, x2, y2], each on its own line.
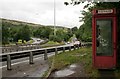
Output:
[14, 25, 31, 42]
[23, 40, 27, 44]
[1, 18, 69, 45]
[78, 10, 92, 42]
[71, 27, 78, 33]
[2, 19, 32, 44]
[33, 27, 53, 39]
[69, 34, 76, 42]
[28, 40, 34, 44]
[46, 41, 59, 45]
[49, 34, 61, 42]
[2, 23, 10, 44]
[49, 47, 99, 77]
[49, 29, 72, 43]
[65, 1, 120, 43]
[17, 39, 22, 44]
[56, 29, 65, 42]
[70, 25, 92, 42]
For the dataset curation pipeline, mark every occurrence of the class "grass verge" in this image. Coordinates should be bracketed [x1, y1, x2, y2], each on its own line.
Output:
[41, 41, 64, 48]
[43, 47, 120, 78]
[48, 47, 99, 77]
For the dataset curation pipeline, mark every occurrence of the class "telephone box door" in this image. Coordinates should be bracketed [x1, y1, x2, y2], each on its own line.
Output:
[94, 18, 116, 69]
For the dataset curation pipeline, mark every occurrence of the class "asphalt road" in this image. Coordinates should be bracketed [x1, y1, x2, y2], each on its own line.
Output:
[1, 44, 73, 77]
[31, 37, 44, 44]
[2, 52, 55, 77]
[1, 52, 54, 69]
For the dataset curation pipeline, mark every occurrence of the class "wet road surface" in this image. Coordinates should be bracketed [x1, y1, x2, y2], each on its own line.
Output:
[2, 57, 49, 77]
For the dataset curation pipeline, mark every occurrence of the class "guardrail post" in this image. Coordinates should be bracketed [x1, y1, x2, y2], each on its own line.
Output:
[29, 52, 34, 64]
[16, 45, 19, 51]
[69, 46, 71, 51]
[77, 44, 79, 49]
[7, 54, 12, 70]
[10, 48, 12, 52]
[83, 44, 85, 47]
[79, 43, 81, 48]
[63, 47, 65, 52]
[44, 49, 48, 60]
[74, 45, 76, 50]
[39, 46, 41, 49]
[55, 48, 58, 55]
[21, 47, 23, 51]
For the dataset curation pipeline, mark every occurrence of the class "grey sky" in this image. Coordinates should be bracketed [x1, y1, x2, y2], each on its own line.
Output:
[0, 0, 87, 28]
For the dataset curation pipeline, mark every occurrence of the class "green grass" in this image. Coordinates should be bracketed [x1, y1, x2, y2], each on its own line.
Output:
[41, 41, 64, 48]
[46, 47, 120, 77]
[48, 47, 99, 77]
[46, 41, 59, 45]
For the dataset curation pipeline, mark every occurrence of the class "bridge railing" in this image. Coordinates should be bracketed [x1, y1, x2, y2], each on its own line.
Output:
[2, 40, 48, 53]
[0, 43, 92, 70]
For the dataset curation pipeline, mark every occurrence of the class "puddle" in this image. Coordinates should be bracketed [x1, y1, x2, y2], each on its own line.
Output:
[54, 69, 75, 77]
[69, 64, 77, 68]
[49, 63, 86, 77]
[50, 64, 77, 77]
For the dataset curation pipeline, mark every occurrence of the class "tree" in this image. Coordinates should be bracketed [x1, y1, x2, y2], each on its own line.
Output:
[49, 28, 72, 42]
[2, 25, 10, 44]
[9, 27, 18, 42]
[2, 22, 10, 44]
[41, 27, 52, 39]
[64, 1, 120, 42]
[33, 27, 52, 39]
[49, 35, 61, 42]
[14, 25, 31, 42]
[71, 27, 78, 33]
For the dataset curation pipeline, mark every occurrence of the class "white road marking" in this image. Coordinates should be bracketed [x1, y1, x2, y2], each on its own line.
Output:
[0, 53, 55, 69]
[0, 56, 43, 69]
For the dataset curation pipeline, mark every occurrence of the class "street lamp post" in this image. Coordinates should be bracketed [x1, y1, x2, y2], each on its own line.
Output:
[54, 0, 56, 36]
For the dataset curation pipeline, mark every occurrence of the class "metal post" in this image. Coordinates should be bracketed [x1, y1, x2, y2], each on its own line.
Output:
[22, 47, 23, 51]
[44, 49, 48, 60]
[77, 44, 79, 49]
[54, 0, 56, 36]
[81, 44, 83, 47]
[74, 45, 76, 50]
[29, 52, 34, 64]
[55, 48, 58, 55]
[63, 47, 65, 52]
[69, 46, 71, 51]
[16, 45, 19, 51]
[79, 42, 82, 47]
[9, 48, 12, 52]
[7, 55, 12, 70]
[79, 44, 80, 48]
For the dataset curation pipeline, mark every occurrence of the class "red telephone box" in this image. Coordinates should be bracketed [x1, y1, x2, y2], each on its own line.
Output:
[92, 9, 117, 69]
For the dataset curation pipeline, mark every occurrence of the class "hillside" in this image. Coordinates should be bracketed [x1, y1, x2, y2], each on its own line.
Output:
[1, 18, 72, 45]
[1, 18, 67, 29]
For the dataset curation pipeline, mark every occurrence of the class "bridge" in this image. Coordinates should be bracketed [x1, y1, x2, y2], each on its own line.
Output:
[1, 39, 48, 53]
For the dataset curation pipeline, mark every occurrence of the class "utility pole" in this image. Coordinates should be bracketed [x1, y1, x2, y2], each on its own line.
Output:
[54, 0, 56, 36]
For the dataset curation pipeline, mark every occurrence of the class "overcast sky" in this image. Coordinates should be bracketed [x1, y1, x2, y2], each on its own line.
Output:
[0, 0, 87, 28]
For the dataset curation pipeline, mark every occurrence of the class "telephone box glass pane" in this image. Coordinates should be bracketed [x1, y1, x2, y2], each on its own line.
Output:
[96, 19, 113, 56]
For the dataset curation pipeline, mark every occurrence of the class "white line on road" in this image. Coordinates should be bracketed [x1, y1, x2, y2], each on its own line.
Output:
[0, 52, 55, 69]
[0, 56, 43, 69]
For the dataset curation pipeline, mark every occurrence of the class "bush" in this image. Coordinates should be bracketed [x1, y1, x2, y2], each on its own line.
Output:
[17, 39, 22, 44]
[23, 40, 27, 44]
[49, 35, 62, 43]
[28, 40, 34, 44]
